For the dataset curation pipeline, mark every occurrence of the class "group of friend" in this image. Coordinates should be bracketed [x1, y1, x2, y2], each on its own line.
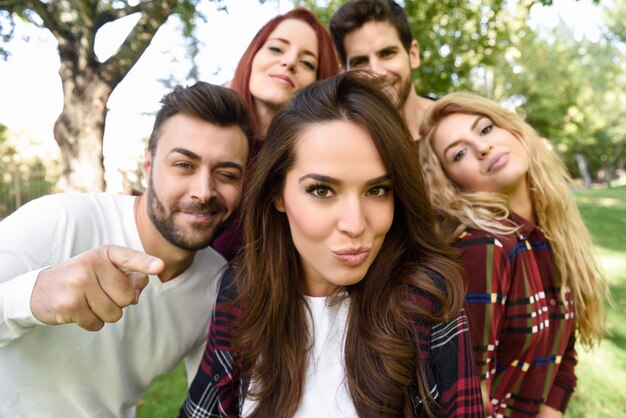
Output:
[0, 1, 607, 417]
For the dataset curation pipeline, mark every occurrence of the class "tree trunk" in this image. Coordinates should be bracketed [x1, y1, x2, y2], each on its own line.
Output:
[53, 71, 112, 192]
[575, 153, 593, 189]
[12, 0, 180, 191]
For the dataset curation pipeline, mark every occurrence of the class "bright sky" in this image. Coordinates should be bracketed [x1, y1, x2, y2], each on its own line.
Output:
[0, 0, 604, 191]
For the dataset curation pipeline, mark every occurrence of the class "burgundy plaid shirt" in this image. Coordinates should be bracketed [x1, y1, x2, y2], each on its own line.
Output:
[457, 213, 577, 417]
[179, 269, 483, 417]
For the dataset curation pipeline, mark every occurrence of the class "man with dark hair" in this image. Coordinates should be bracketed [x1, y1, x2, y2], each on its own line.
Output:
[0, 81, 250, 417]
[330, 0, 433, 139]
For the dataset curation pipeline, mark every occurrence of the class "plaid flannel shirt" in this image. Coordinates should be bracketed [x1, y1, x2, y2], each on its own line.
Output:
[179, 269, 484, 417]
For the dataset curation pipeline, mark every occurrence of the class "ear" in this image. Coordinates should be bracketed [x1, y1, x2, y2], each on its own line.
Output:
[273, 194, 285, 213]
[408, 40, 421, 70]
[141, 148, 152, 180]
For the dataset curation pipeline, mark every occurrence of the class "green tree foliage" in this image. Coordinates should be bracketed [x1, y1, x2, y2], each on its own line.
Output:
[294, 0, 569, 95]
[490, 20, 625, 181]
[603, 0, 626, 42]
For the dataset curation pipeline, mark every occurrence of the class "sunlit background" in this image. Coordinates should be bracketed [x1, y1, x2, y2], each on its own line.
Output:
[0, 0, 609, 192]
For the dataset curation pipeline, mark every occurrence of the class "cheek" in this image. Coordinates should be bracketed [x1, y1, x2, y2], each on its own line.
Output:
[296, 72, 317, 88]
[219, 184, 243, 207]
[444, 162, 478, 191]
[285, 204, 329, 244]
[249, 55, 266, 89]
[371, 201, 394, 235]
[150, 169, 177, 198]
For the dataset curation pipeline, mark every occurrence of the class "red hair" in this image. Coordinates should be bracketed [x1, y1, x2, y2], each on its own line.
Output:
[230, 8, 339, 140]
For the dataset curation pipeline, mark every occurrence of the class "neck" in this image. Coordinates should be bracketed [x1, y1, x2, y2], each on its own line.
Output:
[402, 87, 433, 140]
[254, 101, 275, 139]
[507, 179, 535, 224]
[134, 194, 196, 282]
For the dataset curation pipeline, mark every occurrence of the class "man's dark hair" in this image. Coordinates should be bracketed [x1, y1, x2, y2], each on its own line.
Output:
[148, 81, 251, 155]
[329, 0, 415, 67]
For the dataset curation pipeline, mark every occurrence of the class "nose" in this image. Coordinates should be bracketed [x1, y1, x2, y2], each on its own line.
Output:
[337, 196, 366, 237]
[368, 58, 387, 76]
[476, 142, 493, 159]
[191, 171, 217, 203]
[280, 51, 297, 72]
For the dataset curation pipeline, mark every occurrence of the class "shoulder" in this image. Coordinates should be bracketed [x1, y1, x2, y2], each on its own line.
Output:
[24, 192, 133, 218]
[455, 227, 518, 254]
[214, 267, 240, 305]
[193, 245, 228, 273]
[408, 269, 446, 316]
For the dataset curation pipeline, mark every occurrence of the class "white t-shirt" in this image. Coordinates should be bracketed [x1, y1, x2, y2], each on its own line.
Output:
[0, 193, 226, 418]
[242, 294, 357, 417]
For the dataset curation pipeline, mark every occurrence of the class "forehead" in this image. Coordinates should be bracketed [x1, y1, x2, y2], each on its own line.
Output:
[434, 112, 476, 137]
[432, 113, 479, 152]
[156, 113, 248, 159]
[343, 20, 403, 56]
[289, 120, 386, 177]
[266, 18, 319, 54]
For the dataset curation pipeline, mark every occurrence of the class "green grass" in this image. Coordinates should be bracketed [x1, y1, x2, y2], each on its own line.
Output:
[137, 362, 186, 418]
[566, 184, 626, 417]
[137, 185, 626, 417]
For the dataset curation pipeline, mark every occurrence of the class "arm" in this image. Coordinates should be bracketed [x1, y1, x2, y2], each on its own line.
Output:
[544, 333, 577, 413]
[179, 269, 241, 418]
[456, 235, 512, 416]
[1, 197, 68, 344]
[1, 197, 163, 346]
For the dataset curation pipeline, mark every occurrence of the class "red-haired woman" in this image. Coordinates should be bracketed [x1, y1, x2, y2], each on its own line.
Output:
[212, 8, 340, 259]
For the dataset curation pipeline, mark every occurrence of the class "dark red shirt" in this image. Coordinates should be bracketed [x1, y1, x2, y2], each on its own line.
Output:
[457, 213, 577, 416]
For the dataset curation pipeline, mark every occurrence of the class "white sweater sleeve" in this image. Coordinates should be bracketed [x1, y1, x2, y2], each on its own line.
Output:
[0, 269, 47, 345]
[0, 196, 66, 345]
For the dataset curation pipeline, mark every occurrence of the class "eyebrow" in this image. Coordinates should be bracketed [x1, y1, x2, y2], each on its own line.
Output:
[169, 147, 200, 161]
[379, 46, 399, 54]
[298, 173, 391, 185]
[268, 37, 318, 59]
[348, 46, 399, 69]
[442, 115, 485, 159]
[168, 148, 245, 173]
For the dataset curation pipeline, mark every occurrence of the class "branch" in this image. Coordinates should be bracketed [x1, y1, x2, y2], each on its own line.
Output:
[100, 0, 179, 87]
[25, 0, 71, 39]
[95, 3, 143, 30]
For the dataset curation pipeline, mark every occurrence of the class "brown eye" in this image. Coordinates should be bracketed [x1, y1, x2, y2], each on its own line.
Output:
[314, 187, 329, 197]
[305, 184, 334, 199]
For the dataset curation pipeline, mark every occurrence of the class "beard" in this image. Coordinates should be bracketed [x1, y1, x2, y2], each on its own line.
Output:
[146, 175, 228, 251]
[360, 71, 412, 110]
[392, 75, 413, 110]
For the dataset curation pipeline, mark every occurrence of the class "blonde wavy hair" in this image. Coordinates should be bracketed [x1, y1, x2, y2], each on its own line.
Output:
[417, 91, 607, 349]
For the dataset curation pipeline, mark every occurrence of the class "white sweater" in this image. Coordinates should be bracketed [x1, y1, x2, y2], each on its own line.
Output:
[0, 193, 226, 418]
[242, 295, 358, 418]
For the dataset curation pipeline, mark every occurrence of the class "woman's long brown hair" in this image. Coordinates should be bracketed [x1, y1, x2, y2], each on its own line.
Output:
[232, 72, 465, 417]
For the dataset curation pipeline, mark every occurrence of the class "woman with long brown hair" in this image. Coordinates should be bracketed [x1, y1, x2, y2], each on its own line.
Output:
[179, 73, 483, 417]
[211, 8, 340, 259]
[417, 92, 608, 417]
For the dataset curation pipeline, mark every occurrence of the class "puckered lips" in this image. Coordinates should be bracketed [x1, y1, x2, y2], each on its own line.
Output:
[332, 246, 371, 266]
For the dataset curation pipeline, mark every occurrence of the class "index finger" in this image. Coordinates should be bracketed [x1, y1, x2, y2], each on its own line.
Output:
[101, 245, 164, 276]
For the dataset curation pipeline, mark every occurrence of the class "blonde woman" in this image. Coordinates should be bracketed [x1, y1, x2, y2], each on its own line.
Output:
[417, 92, 607, 418]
